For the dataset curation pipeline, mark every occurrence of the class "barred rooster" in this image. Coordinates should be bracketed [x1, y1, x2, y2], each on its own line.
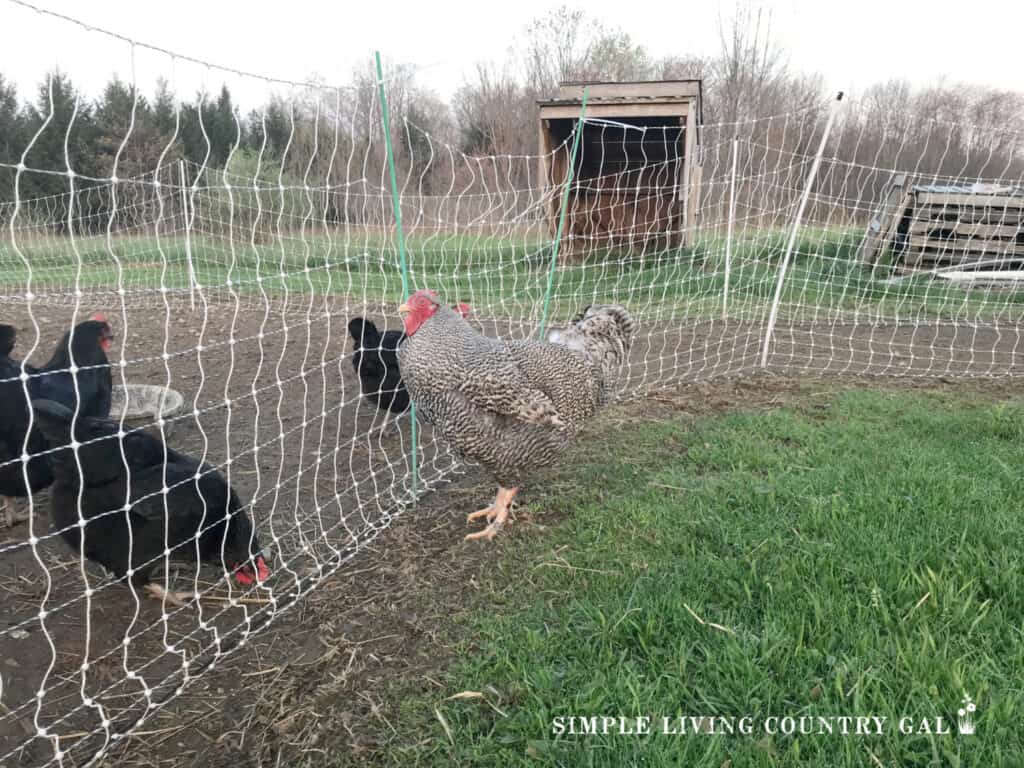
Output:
[397, 289, 635, 540]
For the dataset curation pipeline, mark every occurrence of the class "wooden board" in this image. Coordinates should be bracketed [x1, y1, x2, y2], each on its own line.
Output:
[907, 220, 1023, 238]
[859, 177, 910, 264]
[916, 192, 1024, 208]
[913, 206, 1024, 226]
[552, 81, 701, 102]
[907, 235, 1024, 256]
[539, 102, 692, 120]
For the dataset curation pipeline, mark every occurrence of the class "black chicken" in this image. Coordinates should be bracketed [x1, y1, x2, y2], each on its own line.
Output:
[347, 318, 410, 419]
[0, 317, 113, 520]
[33, 315, 114, 419]
[347, 305, 469, 427]
[0, 325, 53, 511]
[32, 399, 270, 605]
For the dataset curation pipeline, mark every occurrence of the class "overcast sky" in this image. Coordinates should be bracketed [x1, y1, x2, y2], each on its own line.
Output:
[2, 0, 1023, 111]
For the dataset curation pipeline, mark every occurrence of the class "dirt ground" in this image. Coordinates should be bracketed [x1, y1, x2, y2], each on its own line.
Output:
[0, 294, 1021, 766]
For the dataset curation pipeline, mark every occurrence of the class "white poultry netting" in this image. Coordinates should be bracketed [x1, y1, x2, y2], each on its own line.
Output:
[2, 3, 1024, 767]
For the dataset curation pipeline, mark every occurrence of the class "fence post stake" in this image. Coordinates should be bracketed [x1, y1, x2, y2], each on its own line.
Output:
[178, 159, 197, 312]
[760, 92, 843, 368]
[374, 51, 417, 496]
[723, 137, 738, 320]
[538, 87, 588, 339]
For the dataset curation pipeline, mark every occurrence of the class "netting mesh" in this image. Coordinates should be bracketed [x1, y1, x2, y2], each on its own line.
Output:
[2, 3, 1024, 766]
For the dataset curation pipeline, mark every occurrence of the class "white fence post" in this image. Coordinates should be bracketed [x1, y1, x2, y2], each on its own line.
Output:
[178, 159, 197, 312]
[723, 136, 738, 320]
[760, 92, 844, 368]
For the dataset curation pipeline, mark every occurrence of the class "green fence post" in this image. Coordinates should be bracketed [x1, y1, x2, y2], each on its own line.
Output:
[538, 87, 588, 338]
[374, 51, 417, 496]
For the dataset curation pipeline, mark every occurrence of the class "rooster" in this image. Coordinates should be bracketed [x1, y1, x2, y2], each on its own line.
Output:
[32, 399, 270, 605]
[397, 290, 635, 540]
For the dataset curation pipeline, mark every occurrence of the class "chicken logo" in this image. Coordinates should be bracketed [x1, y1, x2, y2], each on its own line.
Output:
[957, 694, 977, 736]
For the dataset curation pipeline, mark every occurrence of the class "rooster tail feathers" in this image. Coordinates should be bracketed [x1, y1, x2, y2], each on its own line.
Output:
[594, 305, 637, 353]
[547, 304, 636, 398]
[347, 317, 380, 348]
[548, 304, 636, 358]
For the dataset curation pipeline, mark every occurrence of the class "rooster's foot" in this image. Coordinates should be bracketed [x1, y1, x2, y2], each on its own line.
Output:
[465, 523, 501, 541]
[0, 497, 30, 528]
[143, 583, 195, 607]
[464, 486, 518, 542]
[466, 506, 496, 524]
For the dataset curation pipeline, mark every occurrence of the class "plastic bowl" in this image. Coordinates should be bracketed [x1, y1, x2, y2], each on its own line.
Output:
[109, 384, 185, 434]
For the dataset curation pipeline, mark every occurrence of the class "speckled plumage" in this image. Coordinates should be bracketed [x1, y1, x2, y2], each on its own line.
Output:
[398, 303, 635, 488]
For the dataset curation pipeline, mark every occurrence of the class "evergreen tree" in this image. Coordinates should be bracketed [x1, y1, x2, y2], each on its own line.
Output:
[94, 75, 172, 181]
[152, 77, 177, 136]
[209, 84, 240, 166]
[20, 70, 99, 201]
[0, 74, 25, 204]
[245, 97, 291, 160]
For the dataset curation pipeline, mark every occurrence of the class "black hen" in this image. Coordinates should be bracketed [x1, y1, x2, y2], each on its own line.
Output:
[33, 315, 114, 419]
[32, 399, 270, 605]
[0, 325, 52, 501]
[347, 318, 410, 417]
[0, 317, 113, 509]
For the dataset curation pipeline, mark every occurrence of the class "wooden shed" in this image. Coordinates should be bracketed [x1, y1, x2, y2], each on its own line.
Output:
[537, 80, 703, 256]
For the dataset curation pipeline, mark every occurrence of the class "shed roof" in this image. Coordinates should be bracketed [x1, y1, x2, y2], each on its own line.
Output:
[537, 80, 702, 106]
[537, 80, 703, 124]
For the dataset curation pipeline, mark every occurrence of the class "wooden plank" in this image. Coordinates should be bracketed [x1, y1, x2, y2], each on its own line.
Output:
[908, 220, 1023, 238]
[553, 81, 701, 101]
[539, 119, 554, 236]
[915, 192, 1024, 208]
[910, 254, 1024, 269]
[859, 179, 910, 264]
[682, 101, 697, 248]
[689, 162, 703, 232]
[914, 205, 1024, 225]
[538, 102, 691, 120]
[908, 235, 1024, 256]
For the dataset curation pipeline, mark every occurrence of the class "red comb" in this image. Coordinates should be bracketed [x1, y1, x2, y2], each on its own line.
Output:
[90, 312, 107, 323]
[456, 303, 471, 318]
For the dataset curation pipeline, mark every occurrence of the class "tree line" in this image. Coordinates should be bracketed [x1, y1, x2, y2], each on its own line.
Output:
[1, 5, 1022, 217]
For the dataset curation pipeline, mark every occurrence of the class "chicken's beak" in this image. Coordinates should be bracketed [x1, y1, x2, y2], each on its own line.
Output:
[398, 303, 411, 315]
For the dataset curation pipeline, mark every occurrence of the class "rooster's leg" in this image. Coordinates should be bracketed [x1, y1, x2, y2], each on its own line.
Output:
[465, 487, 518, 541]
[143, 583, 195, 607]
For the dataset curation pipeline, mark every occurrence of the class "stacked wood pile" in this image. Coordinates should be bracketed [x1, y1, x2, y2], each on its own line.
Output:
[861, 176, 1024, 273]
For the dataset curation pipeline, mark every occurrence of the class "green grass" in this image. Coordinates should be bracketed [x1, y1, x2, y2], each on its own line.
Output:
[378, 386, 1024, 767]
[3, 227, 1024, 322]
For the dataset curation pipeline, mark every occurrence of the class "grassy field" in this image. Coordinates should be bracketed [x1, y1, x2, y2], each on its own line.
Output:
[362, 384, 1023, 767]
[3, 228, 1024, 322]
